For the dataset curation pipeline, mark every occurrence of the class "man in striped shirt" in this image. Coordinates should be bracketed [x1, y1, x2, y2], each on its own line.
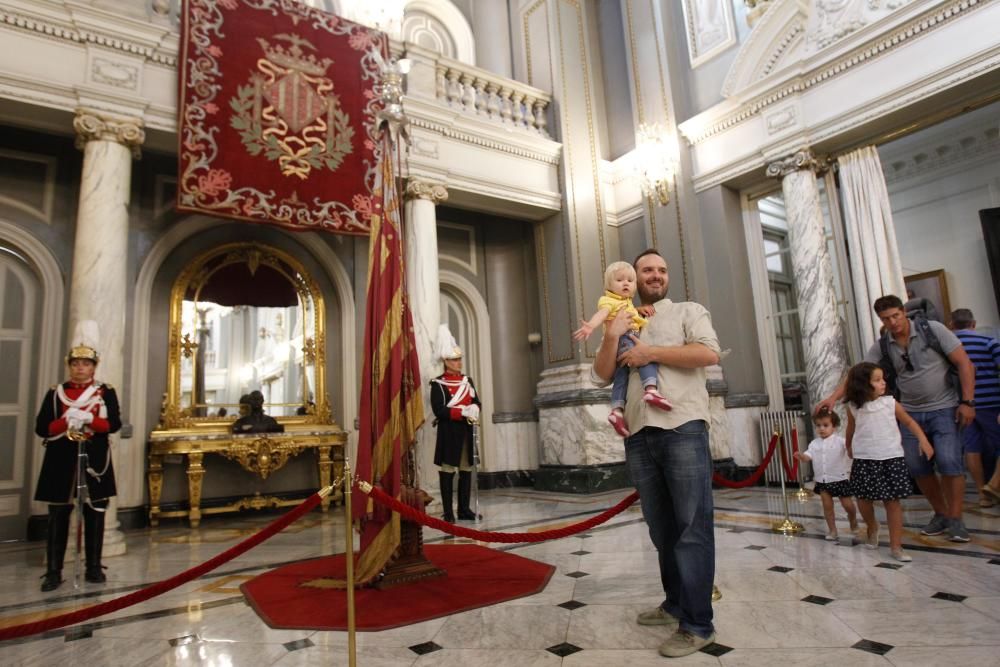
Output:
[951, 309, 1000, 507]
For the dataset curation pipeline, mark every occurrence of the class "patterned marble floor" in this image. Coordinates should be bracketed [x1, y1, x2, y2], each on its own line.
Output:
[0, 484, 998, 666]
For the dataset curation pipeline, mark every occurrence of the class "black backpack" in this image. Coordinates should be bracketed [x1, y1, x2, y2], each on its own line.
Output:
[878, 314, 958, 399]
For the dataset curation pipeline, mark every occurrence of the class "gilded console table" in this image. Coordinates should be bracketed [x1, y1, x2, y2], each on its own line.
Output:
[147, 426, 345, 528]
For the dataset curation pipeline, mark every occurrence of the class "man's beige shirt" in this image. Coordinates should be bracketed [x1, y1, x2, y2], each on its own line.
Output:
[591, 298, 721, 432]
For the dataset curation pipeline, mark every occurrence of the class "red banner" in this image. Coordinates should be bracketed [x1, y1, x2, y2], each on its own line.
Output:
[178, 0, 383, 234]
[353, 134, 425, 583]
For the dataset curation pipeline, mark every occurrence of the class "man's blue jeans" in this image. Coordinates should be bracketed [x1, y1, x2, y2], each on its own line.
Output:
[625, 421, 715, 638]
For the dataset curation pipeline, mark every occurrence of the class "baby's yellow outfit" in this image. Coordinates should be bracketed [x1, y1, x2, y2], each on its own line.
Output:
[597, 290, 647, 331]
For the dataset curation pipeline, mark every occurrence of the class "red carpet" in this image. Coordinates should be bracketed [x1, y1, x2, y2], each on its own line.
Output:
[241, 544, 555, 631]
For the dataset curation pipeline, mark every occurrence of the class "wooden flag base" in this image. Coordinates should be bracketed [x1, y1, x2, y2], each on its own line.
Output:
[373, 516, 446, 589]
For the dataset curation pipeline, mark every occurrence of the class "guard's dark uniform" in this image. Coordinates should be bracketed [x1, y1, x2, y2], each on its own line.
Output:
[431, 372, 480, 467]
[34, 379, 121, 590]
[431, 371, 481, 521]
[34, 382, 121, 503]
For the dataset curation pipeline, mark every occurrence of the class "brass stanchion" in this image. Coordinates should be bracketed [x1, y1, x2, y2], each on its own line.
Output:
[786, 424, 811, 503]
[712, 585, 722, 601]
[343, 458, 356, 667]
[771, 431, 804, 534]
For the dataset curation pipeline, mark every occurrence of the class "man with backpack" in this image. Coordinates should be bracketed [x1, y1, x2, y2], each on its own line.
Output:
[815, 295, 977, 542]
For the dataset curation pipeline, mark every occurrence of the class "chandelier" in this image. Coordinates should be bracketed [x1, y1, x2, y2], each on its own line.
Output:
[633, 122, 677, 206]
[338, 0, 406, 41]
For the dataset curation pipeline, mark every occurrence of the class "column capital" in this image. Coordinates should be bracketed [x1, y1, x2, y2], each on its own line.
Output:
[404, 178, 449, 204]
[73, 109, 145, 159]
[765, 149, 827, 179]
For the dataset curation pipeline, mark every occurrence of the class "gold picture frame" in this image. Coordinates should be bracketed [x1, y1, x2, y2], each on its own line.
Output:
[904, 269, 952, 325]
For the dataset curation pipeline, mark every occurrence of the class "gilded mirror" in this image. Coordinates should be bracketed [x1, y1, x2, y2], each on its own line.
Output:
[159, 242, 332, 430]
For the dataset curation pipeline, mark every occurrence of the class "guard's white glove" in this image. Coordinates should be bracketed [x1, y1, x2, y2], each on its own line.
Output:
[66, 415, 84, 432]
[66, 408, 94, 425]
[461, 404, 480, 421]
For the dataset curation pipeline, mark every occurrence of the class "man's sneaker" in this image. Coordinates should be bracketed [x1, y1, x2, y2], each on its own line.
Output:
[636, 606, 679, 627]
[947, 518, 970, 543]
[659, 629, 716, 658]
[920, 513, 948, 536]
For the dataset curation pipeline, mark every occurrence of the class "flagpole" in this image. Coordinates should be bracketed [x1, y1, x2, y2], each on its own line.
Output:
[343, 457, 356, 667]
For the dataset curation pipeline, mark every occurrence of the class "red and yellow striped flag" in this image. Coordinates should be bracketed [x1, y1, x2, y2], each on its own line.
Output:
[352, 134, 424, 583]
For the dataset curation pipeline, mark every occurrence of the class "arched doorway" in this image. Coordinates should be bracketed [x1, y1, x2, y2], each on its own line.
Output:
[0, 244, 40, 539]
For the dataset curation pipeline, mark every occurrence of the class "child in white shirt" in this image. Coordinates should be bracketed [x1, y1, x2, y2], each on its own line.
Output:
[794, 408, 858, 541]
[844, 362, 934, 563]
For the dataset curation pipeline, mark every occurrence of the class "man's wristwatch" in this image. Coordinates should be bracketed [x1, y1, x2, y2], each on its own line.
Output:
[959, 399, 976, 407]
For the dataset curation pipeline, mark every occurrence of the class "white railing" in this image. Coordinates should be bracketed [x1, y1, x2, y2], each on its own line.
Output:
[431, 56, 553, 138]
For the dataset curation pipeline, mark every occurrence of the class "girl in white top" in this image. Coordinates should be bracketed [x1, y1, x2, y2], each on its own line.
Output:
[844, 362, 934, 563]
[794, 409, 858, 541]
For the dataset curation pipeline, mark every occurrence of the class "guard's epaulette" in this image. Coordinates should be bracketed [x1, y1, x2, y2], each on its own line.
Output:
[50, 384, 58, 390]
[101, 383, 114, 390]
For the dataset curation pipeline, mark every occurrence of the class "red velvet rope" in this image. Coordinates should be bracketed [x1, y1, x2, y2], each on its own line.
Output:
[779, 429, 800, 481]
[711, 433, 779, 489]
[0, 491, 325, 641]
[360, 485, 640, 542]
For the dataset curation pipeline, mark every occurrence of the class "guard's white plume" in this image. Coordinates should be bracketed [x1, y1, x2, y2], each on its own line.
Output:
[437, 323, 462, 361]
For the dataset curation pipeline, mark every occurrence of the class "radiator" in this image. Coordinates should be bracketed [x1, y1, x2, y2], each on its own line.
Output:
[757, 410, 804, 486]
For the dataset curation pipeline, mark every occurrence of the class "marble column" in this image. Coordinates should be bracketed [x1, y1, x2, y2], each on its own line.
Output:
[471, 1, 513, 78]
[766, 150, 849, 407]
[403, 178, 447, 490]
[71, 109, 144, 557]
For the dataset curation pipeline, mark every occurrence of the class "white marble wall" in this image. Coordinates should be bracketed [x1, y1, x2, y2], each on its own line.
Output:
[769, 152, 849, 405]
[491, 421, 539, 471]
[725, 405, 766, 467]
[536, 364, 623, 467]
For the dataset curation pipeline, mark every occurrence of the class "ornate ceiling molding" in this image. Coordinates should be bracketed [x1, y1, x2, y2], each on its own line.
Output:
[1, 3, 177, 67]
[685, 0, 992, 146]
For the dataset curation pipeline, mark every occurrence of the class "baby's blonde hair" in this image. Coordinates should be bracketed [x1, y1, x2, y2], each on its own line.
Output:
[604, 261, 636, 291]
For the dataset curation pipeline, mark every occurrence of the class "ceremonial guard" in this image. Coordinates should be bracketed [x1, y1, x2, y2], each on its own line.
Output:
[34, 321, 122, 591]
[431, 325, 483, 522]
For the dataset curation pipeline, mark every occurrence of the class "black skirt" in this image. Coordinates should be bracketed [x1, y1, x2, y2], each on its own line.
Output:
[850, 457, 911, 501]
[813, 479, 854, 498]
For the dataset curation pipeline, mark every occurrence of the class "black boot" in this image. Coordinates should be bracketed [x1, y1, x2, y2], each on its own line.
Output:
[457, 471, 481, 521]
[439, 471, 455, 523]
[83, 505, 107, 584]
[41, 505, 72, 592]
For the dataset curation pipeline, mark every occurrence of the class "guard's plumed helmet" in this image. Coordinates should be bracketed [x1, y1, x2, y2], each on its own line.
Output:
[66, 320, 100, 364]
[437, 323, 462, 361]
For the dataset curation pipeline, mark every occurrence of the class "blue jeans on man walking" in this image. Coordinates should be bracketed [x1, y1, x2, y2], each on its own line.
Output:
[625, 420, 715, 638]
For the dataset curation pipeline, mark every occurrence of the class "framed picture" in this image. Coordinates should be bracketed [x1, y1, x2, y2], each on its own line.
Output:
[904, 269, 951, 325]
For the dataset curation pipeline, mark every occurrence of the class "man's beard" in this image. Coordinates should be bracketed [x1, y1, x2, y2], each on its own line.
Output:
[638, 281, 667, 303]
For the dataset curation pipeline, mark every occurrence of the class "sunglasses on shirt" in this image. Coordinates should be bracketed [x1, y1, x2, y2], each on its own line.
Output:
[900, 352, 914, 372]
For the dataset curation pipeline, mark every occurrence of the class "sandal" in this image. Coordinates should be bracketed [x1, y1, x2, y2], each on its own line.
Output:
[642, 389, 673, 411]
[608, 411, 630, 437]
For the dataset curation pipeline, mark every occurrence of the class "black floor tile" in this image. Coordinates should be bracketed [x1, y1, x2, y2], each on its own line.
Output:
[768, 565, 793, 573]
[874, 562, 903, 570]
[701, 642, 734, 656]
[571, 550, 591, 556]
[547, 642, 583, 657]
[283, 638, 314, 652]
[745, 545, 767, 550]
[565, 571, 590, 578]
[932, 592, 967, 602]
[558, 600, 587, 610]
[168, 634, 198, 647]
[409, 641, 443, 655]
[64, 627, 93, 642]
[801, 595, 834, 605]
[852, 638, 894, 655]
